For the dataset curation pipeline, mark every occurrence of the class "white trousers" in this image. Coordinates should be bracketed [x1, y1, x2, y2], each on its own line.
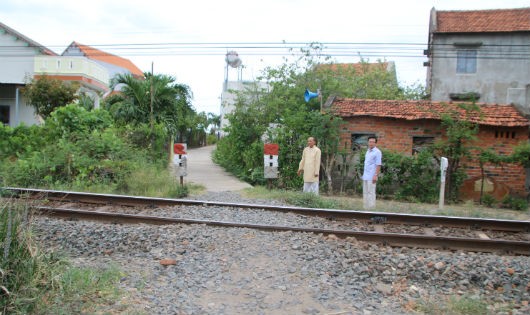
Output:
[303, 182, 319, 195]
[363, 180, 376, 209]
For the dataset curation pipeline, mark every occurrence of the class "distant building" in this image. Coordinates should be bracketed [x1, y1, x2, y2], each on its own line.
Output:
[220, 80, 269, 135]
[62, 41, 144, 80]
[0, 22, 144, 126]
[425, 7, 530, 114]
[0, 21, 56, 126]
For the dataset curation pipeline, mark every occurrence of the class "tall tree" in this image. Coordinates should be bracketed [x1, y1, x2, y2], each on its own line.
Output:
[106, 73, 194, 141]
[432, 103, 480, 202]
[22, 75, 79, 119]
[217, 43, 425, 191]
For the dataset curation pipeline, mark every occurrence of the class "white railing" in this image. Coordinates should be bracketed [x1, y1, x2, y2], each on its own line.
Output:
[34, 56, 109, 87]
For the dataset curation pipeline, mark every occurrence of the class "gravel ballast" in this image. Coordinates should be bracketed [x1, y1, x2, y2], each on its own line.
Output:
[32, 192, 530, 314]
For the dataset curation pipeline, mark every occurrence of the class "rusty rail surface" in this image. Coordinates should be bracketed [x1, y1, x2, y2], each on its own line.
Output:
[6, 187, 530, 232]
[33, 205, 530, 255]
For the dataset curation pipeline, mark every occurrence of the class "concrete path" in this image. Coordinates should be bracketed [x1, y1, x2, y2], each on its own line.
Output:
[180, 145, 253, 192]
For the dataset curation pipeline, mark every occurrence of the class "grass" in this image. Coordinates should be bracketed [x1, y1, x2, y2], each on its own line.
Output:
[47, 164, 206, 198]
[242, 186, 530, 221]
[412, 294, 511, 315]
[0, 199, 136, 314]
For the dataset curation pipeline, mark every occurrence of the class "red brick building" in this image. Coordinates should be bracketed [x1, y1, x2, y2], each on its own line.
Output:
[328, 97, 530, 199]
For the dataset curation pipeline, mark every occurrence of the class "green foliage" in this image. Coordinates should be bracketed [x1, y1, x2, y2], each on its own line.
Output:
[480, 193, 497, 207]
[216, 43, 427, 193]
[21, 75, 78, 119]
[118, 123, 168, 161]
[284, 191, 341, 209]
[116, 164, 189, 198]
[1, 201, 34, 313]
[105, 72, 200, 144]
[0, 123, 45, 161]
[44, 104, 113, 140]
[44, 264, 122, 314]
[367, 149, 440, 203]
[0, 201, 123, 314]
[2, 127, 134, 188]
[206, 134, 218, 145]
[168, 184, 189, 198]
[501, 195, 528, 211]
[509, 142, 530, 167]
[415, 295, 489, 314]
[431, 103, 480, 202]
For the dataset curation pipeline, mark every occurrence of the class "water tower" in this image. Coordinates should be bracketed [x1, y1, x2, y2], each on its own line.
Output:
[224, 51, 243, 83]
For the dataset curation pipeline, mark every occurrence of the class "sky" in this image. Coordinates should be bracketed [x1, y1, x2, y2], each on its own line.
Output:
[1, 0, 529, 115]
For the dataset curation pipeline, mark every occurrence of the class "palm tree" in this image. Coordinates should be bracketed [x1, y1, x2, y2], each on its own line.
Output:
[107, 72, 195, 142]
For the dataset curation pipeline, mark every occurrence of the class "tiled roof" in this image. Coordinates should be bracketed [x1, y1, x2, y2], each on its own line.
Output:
[71, 42, 144, 78]
[0, 21, 56, 56]
[435, 7, 530, 33]
[331, 98, 530, 127]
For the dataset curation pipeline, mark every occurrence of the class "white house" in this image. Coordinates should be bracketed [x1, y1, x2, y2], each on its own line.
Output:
[0, 22, 144, 127]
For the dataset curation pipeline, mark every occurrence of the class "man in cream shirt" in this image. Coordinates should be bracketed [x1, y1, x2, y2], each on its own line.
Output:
[297, 137, 321, 195]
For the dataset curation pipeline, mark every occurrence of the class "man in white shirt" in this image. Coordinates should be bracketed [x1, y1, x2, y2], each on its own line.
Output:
[297, 137, 321, 195]
[362, 136, 382, 209]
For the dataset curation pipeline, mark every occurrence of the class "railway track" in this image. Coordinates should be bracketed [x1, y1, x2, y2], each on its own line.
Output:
[4, 187, 530, 255]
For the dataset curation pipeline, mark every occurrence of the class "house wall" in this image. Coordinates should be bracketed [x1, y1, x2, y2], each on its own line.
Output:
[62, 45, 135, 81]
[338, 116, 443, 154]
[0, 29, 38, 84]
[34, 56, 109, 89]
[220, 81, 269, 135]
[429, 33, 530, 114]
[0, 84, 40, 126]
[0, 31, 42, 126]
[339, 116, 528, 197]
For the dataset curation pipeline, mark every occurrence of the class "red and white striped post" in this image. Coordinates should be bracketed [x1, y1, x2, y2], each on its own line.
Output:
[264, 143, 279, 189]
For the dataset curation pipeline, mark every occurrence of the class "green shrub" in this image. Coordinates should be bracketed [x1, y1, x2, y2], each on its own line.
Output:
[206, 134, 218, 145]
[480, 194, 497, 207]
[285, 192, 340, 209]
[369, 149, 440, 203]
[44, 104, 113, 141]
[0, 123, 45, 160]
[0, 199, 123, 313]
[501, 195, 529, 211]
[168, 183, 189, 198]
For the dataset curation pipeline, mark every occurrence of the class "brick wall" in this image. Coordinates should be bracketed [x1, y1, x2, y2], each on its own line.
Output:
[340, 116, 528, 197]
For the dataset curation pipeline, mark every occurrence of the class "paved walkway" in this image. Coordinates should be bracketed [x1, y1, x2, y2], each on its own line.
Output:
[178, 145, 253, 192]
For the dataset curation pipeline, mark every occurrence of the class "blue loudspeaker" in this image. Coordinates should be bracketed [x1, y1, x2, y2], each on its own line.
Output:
[304, 89, 320, 102]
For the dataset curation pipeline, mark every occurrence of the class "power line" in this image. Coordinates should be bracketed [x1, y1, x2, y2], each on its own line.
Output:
[1, 41, 528, 60]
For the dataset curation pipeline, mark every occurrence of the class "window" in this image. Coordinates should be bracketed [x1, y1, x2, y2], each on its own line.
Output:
[0, 105, 9, 125]
[457, 50, 477, 73]
[412, 136, 434, 155]
[351, 133, 376, 152]
[495, 130, 516, 139]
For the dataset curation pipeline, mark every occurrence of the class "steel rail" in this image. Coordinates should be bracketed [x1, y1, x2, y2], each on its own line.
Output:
[33, 206, 530, 255]
[5, 187, 530, 232]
